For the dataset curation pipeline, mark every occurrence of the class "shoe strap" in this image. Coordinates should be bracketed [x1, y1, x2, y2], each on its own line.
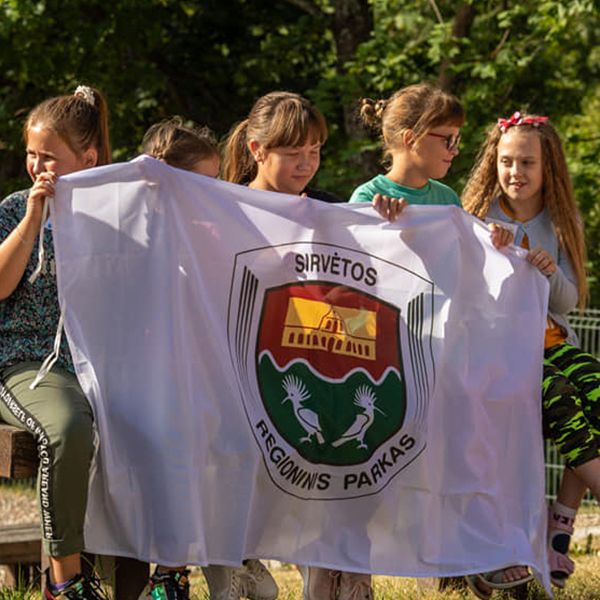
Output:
[549, 509, 575, 534]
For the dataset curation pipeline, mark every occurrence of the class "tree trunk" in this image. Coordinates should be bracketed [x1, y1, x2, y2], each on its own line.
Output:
[438, 3, 477, 93]
[331, 0, 373, 137]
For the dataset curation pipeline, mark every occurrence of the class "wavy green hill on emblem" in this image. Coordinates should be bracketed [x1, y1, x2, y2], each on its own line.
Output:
[257, 353, 406, 466]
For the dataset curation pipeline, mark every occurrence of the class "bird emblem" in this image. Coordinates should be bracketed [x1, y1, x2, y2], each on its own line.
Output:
[281, 375, 325, 444]
[331, 385, 385, 450]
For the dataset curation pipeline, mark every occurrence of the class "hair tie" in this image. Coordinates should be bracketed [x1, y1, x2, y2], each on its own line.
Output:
[360, 98, 375, 110]
[497, 111, 549, 133]
[374, 99, 387, 117]
[361, 98, 386, 120]
[74, 85, 95, 107]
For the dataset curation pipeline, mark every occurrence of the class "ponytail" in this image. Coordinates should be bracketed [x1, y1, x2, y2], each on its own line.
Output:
[24, 85, 111, 165]
[359, 98, 387, 131]
[222, 119, 256, 184]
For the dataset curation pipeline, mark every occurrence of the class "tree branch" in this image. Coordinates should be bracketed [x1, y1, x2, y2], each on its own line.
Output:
[428, 0, 444, 25]
[491, 27, 511, 60]
[282, 0, 323, 17]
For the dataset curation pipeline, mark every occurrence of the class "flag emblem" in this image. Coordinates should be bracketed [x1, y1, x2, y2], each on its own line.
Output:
[257, 283, 405, 466]
[228, 242, 435, 499]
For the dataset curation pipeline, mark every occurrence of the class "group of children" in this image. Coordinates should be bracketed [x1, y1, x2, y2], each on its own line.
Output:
[0, 80, 598, 600]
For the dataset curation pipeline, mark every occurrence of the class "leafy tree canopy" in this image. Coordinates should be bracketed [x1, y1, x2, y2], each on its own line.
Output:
[1, 0, 599, 300]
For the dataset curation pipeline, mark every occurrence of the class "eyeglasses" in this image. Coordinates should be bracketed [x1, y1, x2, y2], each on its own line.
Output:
[426, 132, 461, 151]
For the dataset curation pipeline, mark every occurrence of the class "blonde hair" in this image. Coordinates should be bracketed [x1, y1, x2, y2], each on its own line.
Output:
[142, 116, 218, 171]
[462, 117, 588, 309]
[223, 91, 327, 184]
[359, 83, 464, 163]
[24, 86, 111, 165]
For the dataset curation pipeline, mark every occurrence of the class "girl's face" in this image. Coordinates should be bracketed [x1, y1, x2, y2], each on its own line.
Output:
[249, 138, 321, 195]
[411, 124, 460, 180]
[26, 124, 97, 180]
[496, 128, 543, 211]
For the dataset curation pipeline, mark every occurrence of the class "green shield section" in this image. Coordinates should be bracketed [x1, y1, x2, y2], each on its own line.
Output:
[257, 353, 406, 466]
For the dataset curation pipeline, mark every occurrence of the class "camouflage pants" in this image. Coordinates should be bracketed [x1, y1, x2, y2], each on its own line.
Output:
[543, 343, 600, 468]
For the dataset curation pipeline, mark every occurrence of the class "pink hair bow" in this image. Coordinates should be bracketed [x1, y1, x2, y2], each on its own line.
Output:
[497, 111, 549, 133]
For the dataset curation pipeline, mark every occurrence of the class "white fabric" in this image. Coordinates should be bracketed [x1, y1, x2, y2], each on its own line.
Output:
[52, 156, 550, 587]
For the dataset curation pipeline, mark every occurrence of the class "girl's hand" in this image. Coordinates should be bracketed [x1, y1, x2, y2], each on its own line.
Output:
[26, 171, 56, 225]
[488, 223, 514, 249]
[527, 247, 556, 276]
[372, 194, 407, 222]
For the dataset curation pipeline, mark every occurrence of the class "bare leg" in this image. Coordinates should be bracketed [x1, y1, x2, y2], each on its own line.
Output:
[547, 468, 582, 588]
[557, 466, 587, 509]
[569, 458, 600, 502]
[49, 554, 81, 584]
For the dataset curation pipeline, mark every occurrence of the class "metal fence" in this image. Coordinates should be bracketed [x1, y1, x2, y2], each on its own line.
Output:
[545, 308, 600, 503]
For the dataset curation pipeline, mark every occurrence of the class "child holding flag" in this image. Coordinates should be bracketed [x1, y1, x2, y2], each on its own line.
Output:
[224, 90, 367, 600]
[462, 112, 598, 596]
[0, 85, 112, 600]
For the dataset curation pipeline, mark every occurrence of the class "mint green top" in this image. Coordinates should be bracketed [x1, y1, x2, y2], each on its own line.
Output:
[349, 174, 461, 207]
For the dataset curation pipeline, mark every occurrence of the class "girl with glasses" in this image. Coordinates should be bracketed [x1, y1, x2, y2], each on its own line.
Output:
[349, 83, 463, 219]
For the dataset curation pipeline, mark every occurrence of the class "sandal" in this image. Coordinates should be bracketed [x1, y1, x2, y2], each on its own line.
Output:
[465, 574, 492, 600]
[475, 567, 533, 590]
[548, 505, 576, 587]
[548, 548, 574, 589]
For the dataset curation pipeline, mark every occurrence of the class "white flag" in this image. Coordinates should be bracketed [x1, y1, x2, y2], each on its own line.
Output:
[52, 156, 550, 587]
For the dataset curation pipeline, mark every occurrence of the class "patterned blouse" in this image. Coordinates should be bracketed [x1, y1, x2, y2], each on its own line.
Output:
[0, 190, 73, 373]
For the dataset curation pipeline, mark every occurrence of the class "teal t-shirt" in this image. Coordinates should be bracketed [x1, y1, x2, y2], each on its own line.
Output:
[349, 174, 461, 207]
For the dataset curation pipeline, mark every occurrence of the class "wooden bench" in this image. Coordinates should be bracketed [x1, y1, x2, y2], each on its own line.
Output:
[0, 522, 41, 586]
[0, 424, 149, 597]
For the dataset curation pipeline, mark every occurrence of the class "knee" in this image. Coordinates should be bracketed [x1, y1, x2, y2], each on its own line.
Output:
[49, 407, 95, 457]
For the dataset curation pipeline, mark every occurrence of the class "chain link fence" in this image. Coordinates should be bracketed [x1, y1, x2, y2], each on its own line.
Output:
[545, 309, 600, 503]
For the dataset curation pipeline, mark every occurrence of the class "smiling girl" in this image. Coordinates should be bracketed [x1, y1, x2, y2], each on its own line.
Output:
[349, 83, 464, 219]
[224, 91, 342, 204]
[0, 85, 111, 600]
[463, 112, 599, 596]
[224, 90, 367, 600]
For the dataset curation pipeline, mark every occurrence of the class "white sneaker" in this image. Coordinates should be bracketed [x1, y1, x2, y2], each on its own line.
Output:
[242, 560, 279, 600]
[201, 565, 249, 600]
[301, 566, 341, 600]
[338, 572, 373, 600]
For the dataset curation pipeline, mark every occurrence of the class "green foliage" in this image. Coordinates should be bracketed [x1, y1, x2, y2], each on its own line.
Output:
[561, 85, 600, 306]
[313, 0, 600, 300]
[329, 0, 600, 189]
[0, 0, 599, 300]
[0, 0, 334, 183]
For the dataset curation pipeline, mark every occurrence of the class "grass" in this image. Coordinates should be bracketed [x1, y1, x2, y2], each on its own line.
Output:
[1, 485, 599, 598]
[184, 557, 600, 599]
[2, 559, 600, 599]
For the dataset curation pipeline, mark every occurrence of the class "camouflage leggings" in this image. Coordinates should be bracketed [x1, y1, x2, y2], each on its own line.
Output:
[543, 343, 600, 468]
